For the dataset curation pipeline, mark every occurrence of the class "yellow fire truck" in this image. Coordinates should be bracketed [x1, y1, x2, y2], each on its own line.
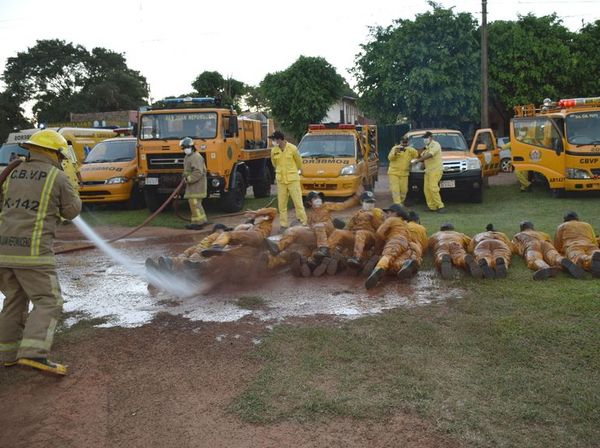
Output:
[511, 97, 600, 195]
[137, 97, 274, 212]
[299, 123, 379, 197]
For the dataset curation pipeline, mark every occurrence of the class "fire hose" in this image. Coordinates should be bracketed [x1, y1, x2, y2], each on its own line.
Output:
[1, 159, 276, 255]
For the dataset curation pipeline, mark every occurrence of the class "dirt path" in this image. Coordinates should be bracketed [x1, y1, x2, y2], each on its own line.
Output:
[0, 315, 460, 448]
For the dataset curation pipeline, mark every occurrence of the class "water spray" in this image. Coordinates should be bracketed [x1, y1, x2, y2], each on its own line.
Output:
[71, 216, 199, 297]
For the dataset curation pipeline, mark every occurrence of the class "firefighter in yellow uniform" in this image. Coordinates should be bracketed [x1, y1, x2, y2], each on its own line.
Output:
[429, 223, 482, 279]
[0, 130, 82, 375]
[411, 131, 445, 213]
[387, 138, 418, 204]
[554, 211, 600, 277]
[468, 224, 513, 279]
[269, 131, 307, 230]
[181, 137, 208, 230]
[512, 221, 585, 280]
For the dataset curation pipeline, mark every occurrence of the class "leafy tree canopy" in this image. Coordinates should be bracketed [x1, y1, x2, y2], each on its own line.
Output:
[261, 56, 346, 139]
[191, 71, 246, 110]
[2, 39, 148, 123]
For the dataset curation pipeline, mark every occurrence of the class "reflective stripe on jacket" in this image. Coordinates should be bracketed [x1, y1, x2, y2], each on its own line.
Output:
[183, 152, 207, 199]
[0, 152, 81, 267]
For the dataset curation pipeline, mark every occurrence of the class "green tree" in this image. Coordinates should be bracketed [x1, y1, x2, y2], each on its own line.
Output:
[572, 20, 600, 97]
[260, 56, 345, 139]
[2, 39, 148, 123]
[353, 4, 480, 127]
[487, 14, 576, 124]
[191, 71, 246, 110]
[0, 91, 31, 143]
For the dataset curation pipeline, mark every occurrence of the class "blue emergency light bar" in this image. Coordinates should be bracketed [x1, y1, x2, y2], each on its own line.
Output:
[161, 97, 216, 104]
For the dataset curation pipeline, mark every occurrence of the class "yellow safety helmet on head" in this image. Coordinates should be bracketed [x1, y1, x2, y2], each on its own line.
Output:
[20, 129, 68, 153]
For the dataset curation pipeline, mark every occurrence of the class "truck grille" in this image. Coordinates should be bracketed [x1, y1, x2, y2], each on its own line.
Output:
[443, 160, 467, 173]
[303, 183, 338, 191]
[147, 153, 185, 170]
[81, 180, 106, 186]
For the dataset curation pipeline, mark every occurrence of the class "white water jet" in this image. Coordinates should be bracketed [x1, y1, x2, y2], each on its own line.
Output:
[71, 216, 198, 297]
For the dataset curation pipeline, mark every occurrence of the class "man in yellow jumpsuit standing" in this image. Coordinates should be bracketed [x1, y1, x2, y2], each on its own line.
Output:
[269, 131, 307, 231]
[387, 138, 418, 205]
[512, 220, 585, 280]
[181, 137, 208, 230]
[554, 211, 600, 277]
[0, 130, 82, 375]
[411, 131, 445, 213]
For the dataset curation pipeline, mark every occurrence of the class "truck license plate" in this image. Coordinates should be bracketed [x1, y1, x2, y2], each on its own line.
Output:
[145, 177, 159, 185]
[440, 180, 455, 188]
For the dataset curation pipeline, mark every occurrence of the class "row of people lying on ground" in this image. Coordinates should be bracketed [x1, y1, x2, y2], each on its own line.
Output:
[145, 189, 600, 288]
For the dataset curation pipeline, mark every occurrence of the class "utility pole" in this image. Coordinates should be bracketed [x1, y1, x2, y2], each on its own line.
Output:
[481, 0, 489, 128]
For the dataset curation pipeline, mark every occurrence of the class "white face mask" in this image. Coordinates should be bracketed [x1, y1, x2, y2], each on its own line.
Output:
[362, 202, 375, 211]
[183, 147, 193, 155]
[312, 198, 323, 208]
[425, 137, 432, 145]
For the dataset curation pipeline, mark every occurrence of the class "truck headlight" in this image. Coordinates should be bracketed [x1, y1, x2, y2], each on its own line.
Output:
[211, 178, 221, 187]
[340, 165, 357, 175]
[106, 177, 129, 184]
[466, 157, 481, 170]
[565, 168, 591, 179]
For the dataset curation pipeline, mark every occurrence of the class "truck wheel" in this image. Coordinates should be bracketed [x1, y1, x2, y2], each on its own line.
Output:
[144, 187, 166, 212]
[125, 183, 144, 209]
[470, 186, 483, 203]
[222, 175, 246, 212]
[252, 169, 271, 198]
[550, 188, 564, 198]
[500, 158, 513, 173]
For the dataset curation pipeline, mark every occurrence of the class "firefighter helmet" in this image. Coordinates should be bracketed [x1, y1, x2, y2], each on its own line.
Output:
[20, 130, 67, 153]
[179, 137, 195, 149]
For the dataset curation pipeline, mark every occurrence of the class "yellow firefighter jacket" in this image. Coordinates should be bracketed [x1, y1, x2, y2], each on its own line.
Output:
[183, 151, 207, 199]
[271, 142, 302, 184]
[0, 152, 82, 267]
[387, 145, 418, 176]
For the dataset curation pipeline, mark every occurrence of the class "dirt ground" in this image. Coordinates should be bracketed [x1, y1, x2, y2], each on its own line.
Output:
[0, 313, 462, 448]
[1, 175, 519, 447]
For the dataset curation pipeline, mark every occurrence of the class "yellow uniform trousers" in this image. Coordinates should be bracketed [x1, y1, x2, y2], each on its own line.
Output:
[515, 170, 531, 190]
[188, 198, 207, 224]
[424, 170, 444, 210]
[0, 267, 63, 362]
[276, 181, 307, 227]
[388, 174, 409, 204]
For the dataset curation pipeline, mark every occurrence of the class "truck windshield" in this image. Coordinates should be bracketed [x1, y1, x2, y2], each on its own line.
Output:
[299, 135, 355, 158]
[408, 133, 468, 151]
[565, 112, 600, 146]
[84, 140, 136, 164]
[0, 143, 29, 165]
[139, 112, 217, 140]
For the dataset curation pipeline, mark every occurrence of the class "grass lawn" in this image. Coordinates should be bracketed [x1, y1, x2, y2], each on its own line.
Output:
[79, 195, 277, 229]
[230, 183, 600, 447]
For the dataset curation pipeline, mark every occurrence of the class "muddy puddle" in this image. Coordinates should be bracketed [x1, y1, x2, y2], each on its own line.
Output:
[3, 234, 463, 329]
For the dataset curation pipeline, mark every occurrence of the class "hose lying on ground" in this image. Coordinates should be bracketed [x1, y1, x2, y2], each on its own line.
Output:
[56, 185, 277, 255]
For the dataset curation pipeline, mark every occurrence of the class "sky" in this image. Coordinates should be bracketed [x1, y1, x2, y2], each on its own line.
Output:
[1, 0, 599, 105]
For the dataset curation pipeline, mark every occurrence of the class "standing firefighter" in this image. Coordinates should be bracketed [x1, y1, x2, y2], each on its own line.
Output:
[512, 221, 585, 280]
[269, 131, 307, 231]
[387, 138, 418, 205]
[181, 137, 208, 230]
[411, 131, 446, 213]
[0, 130, 82, 376]
[554, 211, 600, 277]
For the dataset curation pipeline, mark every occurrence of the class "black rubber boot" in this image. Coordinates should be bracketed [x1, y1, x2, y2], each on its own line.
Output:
[397, 259, 418, 279]
[145, 258, 159, 271]
[533, 267, 553, 281]
[365, 267, 385, 289]
[440, 254, 453, 280]
[312, 257, 331, 277]
[17, 358, 67, 376]
[494, 257, 507, 279]
[360, 255, 380, 277]
[201, 245, 226, 257]
[326, 257, 339, 276]
[347, 257, 362, 270]
[591, 252, 600, 278]
[265, 239, 280, 255]
[465, 254, 483, 278]
[313, 247, 329, 262]
[158, 256, 173, 272]
[478, 258, 495, 279]
[560, 258, 586, 279]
